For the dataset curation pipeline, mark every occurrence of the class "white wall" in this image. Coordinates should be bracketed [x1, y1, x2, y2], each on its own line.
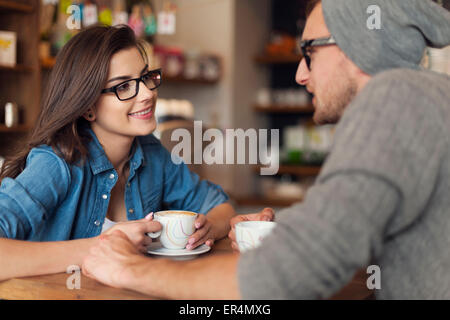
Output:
[154, 0, 235, 129]
[231, 0, 271, 196]
[154, 0, 272, 195]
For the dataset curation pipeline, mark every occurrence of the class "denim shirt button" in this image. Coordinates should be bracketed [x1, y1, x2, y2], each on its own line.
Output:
[127, 182, 131, 187]
[94, 220, 101, 226]
[128, 208, 134, 214]
[102, 194, 108, 200]
[109, 173, 115, 179]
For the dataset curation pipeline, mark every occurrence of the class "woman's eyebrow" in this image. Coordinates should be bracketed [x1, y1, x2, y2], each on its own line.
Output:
[106, 65, 148, 83]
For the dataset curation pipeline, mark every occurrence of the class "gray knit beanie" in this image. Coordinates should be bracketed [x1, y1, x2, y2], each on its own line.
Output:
[321, 0, 450, 75]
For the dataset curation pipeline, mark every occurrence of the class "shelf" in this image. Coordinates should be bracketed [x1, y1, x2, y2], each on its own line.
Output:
[0, 64, 34, 72]
[0, 124, 30, 133]
[253, 104, 314, 114]
[254, 164, 322, 176]
[277, 165, 322, 176]
[40, 57, 56, 70]
[254, 53, 302, 64]
[163, 75, 219, 85]
[0, 0, 39, 158]
[233, 195, 302, 208]
[41, 57, 219, 84]
[0, 1, 34, 13]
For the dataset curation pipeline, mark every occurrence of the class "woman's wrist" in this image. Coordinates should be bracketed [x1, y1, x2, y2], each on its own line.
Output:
[209, 218, 228, 240]
[206, 203, 236, 240]
[74, 236, 101, 267]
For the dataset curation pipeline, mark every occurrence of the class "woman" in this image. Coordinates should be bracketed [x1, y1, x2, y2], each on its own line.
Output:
[0, 25, 235, 281]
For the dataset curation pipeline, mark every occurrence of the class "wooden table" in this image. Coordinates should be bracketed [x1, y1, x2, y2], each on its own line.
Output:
[0, 238, 373, 300]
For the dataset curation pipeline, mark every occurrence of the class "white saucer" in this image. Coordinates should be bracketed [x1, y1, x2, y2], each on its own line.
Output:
[147, 242, 211, 260]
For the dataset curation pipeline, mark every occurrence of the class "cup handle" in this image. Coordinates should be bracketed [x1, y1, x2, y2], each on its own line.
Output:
[147, 230, 161, 238]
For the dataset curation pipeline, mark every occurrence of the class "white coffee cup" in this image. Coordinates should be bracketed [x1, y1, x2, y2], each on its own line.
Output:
[147, 210, 198, 249]
[235, 221, 276, 253]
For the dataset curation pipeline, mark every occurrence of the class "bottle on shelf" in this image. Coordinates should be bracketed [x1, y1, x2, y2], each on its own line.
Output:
[4, 102, 19, 128]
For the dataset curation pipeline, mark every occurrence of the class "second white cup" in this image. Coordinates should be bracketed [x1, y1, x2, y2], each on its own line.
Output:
[235, 221, 276, 253]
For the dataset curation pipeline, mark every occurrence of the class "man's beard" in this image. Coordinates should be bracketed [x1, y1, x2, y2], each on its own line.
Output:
[313, 74, 358, 125]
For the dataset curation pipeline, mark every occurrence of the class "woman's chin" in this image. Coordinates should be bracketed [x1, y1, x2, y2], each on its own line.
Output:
[133, 121, 157, 136]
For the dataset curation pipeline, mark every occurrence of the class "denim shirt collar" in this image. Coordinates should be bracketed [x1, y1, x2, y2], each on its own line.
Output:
[86, 128, 145, 175]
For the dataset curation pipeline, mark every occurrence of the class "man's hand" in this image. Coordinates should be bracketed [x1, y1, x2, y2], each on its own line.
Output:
[228, 207, 275, 252]
[82, 230, 147, 290]
[105, 213, 162, 253]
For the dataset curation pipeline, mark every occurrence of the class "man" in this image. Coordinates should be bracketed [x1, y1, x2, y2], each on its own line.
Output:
[82, 0, 450, 299]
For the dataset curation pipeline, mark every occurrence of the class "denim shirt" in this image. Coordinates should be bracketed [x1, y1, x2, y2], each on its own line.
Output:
[0, 128, 228, 241]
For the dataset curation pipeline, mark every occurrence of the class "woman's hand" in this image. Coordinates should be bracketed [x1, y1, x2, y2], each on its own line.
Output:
[186, 214, 217, 250]
[105, 213, 162, 253]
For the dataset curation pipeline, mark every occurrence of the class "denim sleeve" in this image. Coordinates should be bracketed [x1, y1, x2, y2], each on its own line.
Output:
[0, 147, 71, 239]
[162, 150, 229, 215]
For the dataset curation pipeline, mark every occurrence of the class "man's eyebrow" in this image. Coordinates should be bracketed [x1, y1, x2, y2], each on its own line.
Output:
[106, 65, 148, 83]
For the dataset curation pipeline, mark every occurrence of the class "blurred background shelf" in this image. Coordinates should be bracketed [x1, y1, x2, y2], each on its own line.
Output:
[163, 75, 219, 85]
[40, 57, 55, 70]
[0, 124, 30, 133]
[41, 57, 218, 85]
[0, 64, 34, 72]
[253, 164, 322, 176]
[0, 0, 34, 13]
[253, 104, 314, 114]
[254, 53, 302, 64]
[0, 0, 40, 157]
[233, 195, 303, 208]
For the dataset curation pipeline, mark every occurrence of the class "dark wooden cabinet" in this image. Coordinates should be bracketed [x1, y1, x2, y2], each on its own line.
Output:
[0, 0, 40, 157]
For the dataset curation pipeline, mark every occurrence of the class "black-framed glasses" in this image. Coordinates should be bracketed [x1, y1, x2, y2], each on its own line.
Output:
[299, 36, 337, 70]
[101, 67, 162, 101]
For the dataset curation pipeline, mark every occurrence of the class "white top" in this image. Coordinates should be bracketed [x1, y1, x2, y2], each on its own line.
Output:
[101, 217, 117, 233]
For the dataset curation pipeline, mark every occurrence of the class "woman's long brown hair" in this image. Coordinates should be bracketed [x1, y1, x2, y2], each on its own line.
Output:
[0, 25, 145, 184]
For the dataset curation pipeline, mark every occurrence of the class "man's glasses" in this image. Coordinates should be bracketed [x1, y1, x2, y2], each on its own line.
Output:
[299, 36, 337, 70]
[101, 67, 162, 101]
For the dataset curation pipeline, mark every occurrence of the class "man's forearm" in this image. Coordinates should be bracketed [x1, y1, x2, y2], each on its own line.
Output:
[130, 253, 242, 299]
[0, 237, 97, 281]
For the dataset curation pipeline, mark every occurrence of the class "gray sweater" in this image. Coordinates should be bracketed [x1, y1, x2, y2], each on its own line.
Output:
[237, 68, 450, 299]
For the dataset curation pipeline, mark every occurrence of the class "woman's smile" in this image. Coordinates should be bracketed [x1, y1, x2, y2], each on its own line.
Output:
[128, 106, 154, 119]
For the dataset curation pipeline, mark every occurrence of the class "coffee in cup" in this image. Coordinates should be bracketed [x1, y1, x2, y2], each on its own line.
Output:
[147, 210, 198, 249]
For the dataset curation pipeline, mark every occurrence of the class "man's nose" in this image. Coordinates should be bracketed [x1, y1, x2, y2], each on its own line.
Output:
[296, 58, 309, 86]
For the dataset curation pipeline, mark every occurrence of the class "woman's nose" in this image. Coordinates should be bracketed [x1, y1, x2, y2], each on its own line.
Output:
[137, 80, 156, 100]
[296, 58, 310, 86]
